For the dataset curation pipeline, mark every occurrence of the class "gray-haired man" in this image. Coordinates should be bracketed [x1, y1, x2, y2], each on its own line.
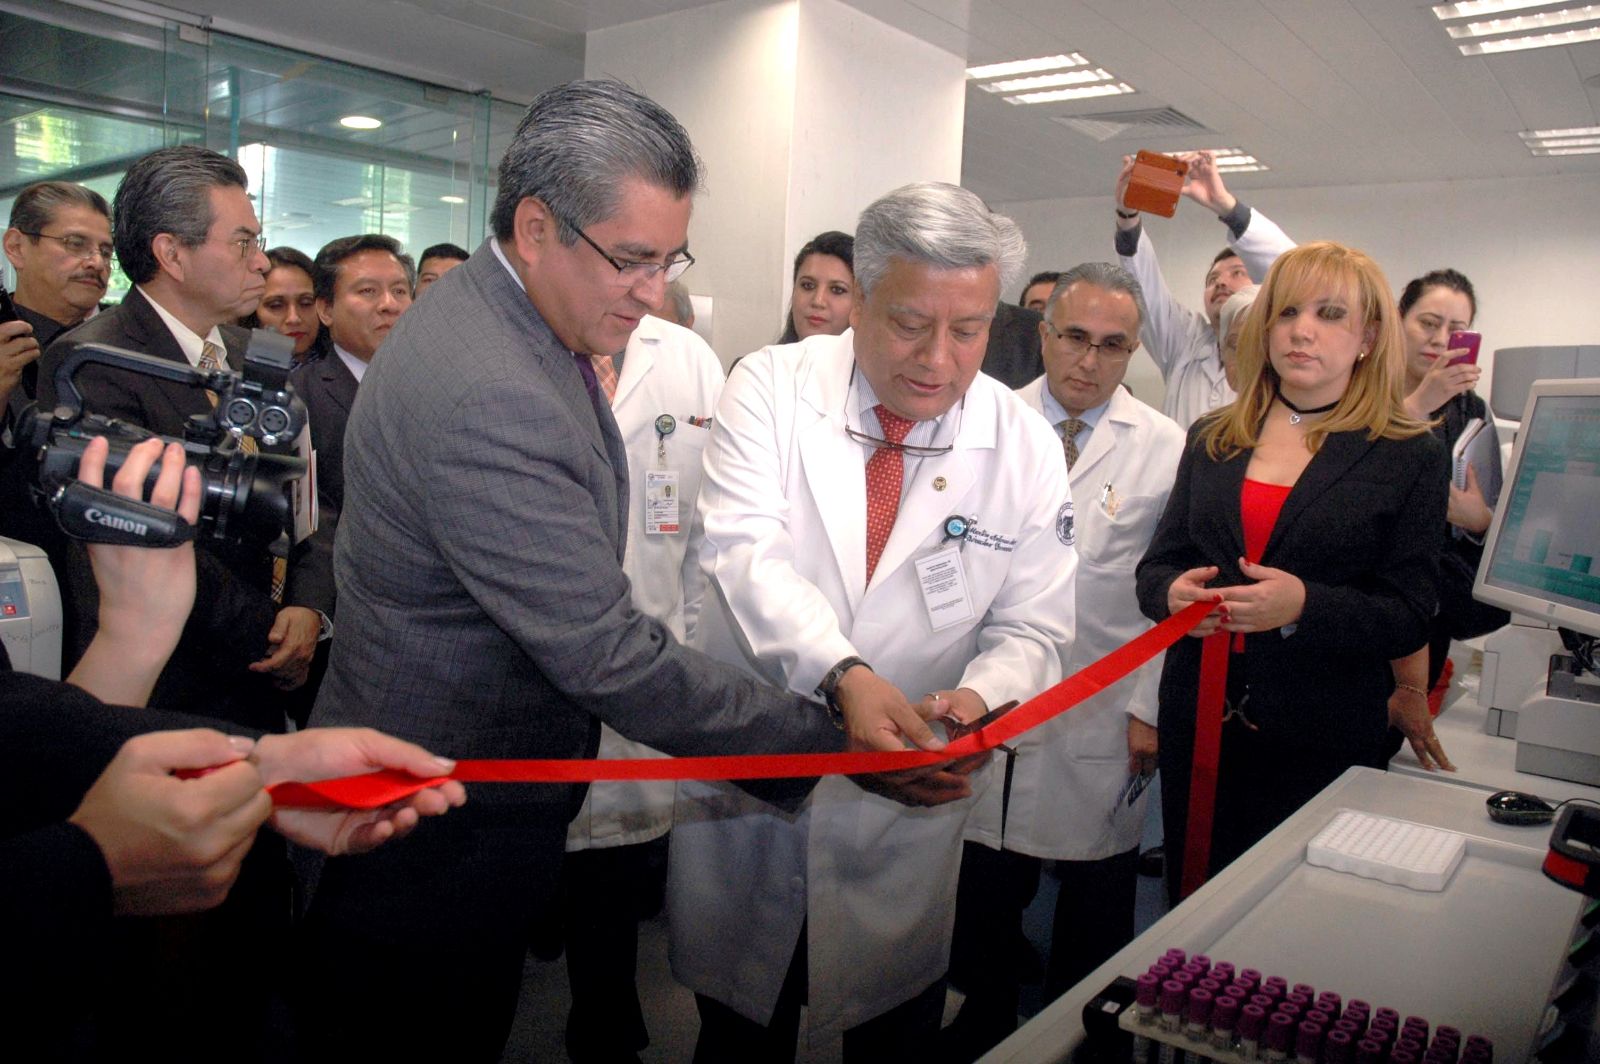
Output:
[670, 182, 1077, 1060]
[297, 81, 945, 1061]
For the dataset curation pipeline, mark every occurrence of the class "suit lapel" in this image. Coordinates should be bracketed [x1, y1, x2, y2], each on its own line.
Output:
[121, 289, 211, 430]
[1262, 430, 1373, 563]
[320, 355, 360, 414]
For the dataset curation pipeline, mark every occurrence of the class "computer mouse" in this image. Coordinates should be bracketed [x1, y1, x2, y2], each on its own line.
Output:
[1486, 790, 1556, 826]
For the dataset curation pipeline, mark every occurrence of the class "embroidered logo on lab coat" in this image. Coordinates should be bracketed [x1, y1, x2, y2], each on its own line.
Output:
[1055, 501, 1076, 546]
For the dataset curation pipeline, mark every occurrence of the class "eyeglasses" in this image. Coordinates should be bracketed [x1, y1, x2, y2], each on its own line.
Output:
[841, 366, 958, 458]
[21, 230, 114, 263]
[214, 234, 268, 261]
[557, 213, 694, 284]
[1043, 322, 1136, 362]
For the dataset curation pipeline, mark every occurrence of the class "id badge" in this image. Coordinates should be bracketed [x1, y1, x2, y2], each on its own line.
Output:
[644, 469, 680, 534]
[914, 544, 975, 632]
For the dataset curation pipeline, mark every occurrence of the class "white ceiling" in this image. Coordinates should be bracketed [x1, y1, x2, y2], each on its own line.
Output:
[165, 0, 1600, 203]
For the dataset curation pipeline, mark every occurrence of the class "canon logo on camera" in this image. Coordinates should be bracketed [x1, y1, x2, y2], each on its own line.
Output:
[83, 507, 149, 537]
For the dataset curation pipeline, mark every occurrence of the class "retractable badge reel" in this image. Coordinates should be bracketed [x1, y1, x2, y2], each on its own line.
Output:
[645, 415, 680, 534]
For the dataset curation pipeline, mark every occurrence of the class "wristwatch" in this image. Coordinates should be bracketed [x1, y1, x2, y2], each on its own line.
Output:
[816, 655, 871, 729]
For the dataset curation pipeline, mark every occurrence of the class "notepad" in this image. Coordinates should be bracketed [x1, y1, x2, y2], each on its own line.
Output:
[1306, 810, 1467, 892]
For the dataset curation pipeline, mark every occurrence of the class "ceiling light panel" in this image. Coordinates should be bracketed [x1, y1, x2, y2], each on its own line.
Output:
[1458, 23, 1600, 52]
[965, 54, 1087, 80]
[1170, 146, 1271, 173]
[977, 68, 1115, 94]
[1003, 82, 1136, 105]
[968, 51, 1134, 105]
[1433, 1, 1600, 53]
[1519, 125, 1600, 156]
[1434, 0, 1563, 17]
[1446, 4, 1600, 37]
[1520, 125, 1600, 138]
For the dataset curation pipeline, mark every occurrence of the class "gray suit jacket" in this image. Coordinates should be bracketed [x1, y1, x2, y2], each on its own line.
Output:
[312, 241, 842, 805]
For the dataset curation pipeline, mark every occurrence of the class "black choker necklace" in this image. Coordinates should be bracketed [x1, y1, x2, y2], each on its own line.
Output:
[1275, 388, 1338, 425]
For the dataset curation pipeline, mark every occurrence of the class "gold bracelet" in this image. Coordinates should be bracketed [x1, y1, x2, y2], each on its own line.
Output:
[1394, 682, 1429, 698]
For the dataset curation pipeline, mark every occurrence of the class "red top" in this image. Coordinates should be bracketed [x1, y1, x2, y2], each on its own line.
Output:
[1241, 478, 1292, 563]
[1235, 479, 1293, 653]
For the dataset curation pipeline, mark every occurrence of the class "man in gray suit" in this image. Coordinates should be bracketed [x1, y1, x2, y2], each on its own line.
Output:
[298, 80, 952, 1061]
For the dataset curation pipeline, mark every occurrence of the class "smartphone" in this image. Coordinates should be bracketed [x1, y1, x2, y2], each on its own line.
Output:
[1446, 330, 1481, 367]
[0, 282, 19, 324]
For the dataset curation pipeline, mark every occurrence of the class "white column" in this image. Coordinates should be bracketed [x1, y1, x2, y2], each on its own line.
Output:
[587, 0, 966, 366]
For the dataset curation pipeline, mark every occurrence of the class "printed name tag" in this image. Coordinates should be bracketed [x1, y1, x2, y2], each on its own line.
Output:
[914, 544, 975, 633]
[644, 470, 680, 534]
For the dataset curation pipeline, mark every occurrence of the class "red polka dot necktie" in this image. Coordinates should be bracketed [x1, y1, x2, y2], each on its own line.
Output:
[864, 404, 917, 584]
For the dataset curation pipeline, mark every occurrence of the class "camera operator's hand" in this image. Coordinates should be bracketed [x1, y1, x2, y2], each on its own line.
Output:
[249, 606, 321, 689]
[0, 318, 39, 410]
[67, 436, 203, 707]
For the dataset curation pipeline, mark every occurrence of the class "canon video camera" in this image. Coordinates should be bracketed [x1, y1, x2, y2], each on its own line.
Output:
[20, 330, 309, 554]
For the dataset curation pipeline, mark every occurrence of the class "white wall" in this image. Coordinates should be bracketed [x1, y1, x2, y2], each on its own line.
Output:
[999, 173, 1600, 410]
[587, 0, 965, 366]
[587, 0, 800, 366]
[784, 0, 966, 290]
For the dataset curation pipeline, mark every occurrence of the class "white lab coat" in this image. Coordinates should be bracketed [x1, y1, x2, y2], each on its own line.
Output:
[1120, 208, 1295, 429]
[668, 332, 1076, 1043]
[565, 315, 724, 851]
[966, 379, 1184, 860]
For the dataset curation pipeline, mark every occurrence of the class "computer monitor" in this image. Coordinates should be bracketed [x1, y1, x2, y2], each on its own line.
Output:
[1474, 378, 1600, 641]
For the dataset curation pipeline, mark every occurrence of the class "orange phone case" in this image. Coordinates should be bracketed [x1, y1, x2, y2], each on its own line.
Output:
[1122, 150, 1188, 218]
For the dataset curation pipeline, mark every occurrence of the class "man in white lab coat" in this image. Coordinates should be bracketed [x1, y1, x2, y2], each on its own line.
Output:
[1113, 150, 1295, 428]
[946, 263, 1185, 1059]
[560, 313, 723, 1061]
[669, 182, 1078, 1060]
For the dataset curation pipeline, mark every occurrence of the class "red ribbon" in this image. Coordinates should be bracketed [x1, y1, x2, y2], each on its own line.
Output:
[1180, 631, 1231, 900]
[269, 601, 1221, 810]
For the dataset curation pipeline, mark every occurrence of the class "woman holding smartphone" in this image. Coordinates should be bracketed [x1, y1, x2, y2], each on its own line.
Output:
[1389, 269, 1509, 733]
[1136, 242, 1448, 902]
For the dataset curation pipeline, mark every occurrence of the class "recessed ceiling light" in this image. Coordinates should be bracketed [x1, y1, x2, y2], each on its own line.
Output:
[1446, 4, 1600, 37]
[966, 54, 1087, 80]
[1004, 82, 1136, 105]
[440, 194, 466, 205]
[1528, 135, 1600, 147]
[978, 68, 1115, 94]
[1520, 125, 1600, 138]
[331, 195, 373, 207]
[1518, 125, 1600, 155]
[1434, 0, 1558, 15]
[1170, 147, 1271, 173]
[1459, 23, 1600, 51]
[339, 115, 382, 130]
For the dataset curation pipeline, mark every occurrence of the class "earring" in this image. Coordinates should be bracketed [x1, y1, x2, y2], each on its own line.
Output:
[1357, 350, 1367, 362]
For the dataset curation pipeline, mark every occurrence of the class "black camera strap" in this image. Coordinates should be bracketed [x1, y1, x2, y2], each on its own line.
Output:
[47, 480, 200, 547]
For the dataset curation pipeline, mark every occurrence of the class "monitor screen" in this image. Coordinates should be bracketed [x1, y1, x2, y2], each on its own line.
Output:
[1475, 379, 1600, 639]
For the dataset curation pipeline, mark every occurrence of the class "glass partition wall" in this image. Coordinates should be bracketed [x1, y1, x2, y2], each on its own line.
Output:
[0, 0, 524, 298]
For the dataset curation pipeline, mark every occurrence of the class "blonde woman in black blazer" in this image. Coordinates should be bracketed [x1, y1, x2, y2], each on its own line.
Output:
[1136, 242, 1449, 903]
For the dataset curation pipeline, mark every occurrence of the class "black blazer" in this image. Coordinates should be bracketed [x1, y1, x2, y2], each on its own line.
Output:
[38, 289, 283, 729]
[1136, 424, 1449, 754]
[283, 352, 359, 616]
